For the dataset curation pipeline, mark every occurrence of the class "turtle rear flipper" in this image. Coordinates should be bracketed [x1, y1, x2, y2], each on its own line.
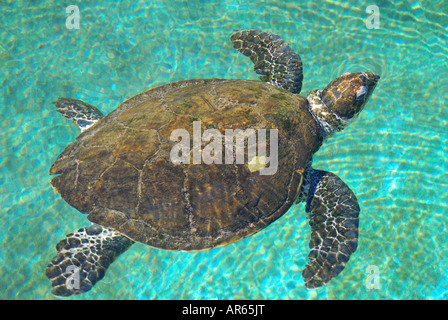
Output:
[53, 98, 104, 132]
[45, 224, 134, 297]
[302, 169, 360, 289]
[231, 30, 303, 94]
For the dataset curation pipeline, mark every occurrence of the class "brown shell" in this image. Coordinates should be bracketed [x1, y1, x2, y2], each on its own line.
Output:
[50, 79, 321, 251]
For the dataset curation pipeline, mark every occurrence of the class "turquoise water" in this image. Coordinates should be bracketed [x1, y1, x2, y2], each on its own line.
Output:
[1, 0, 447, 300]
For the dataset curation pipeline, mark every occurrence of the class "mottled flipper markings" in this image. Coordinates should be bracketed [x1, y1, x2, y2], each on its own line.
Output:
[231, 30, 303, 94]
[53, 98, 104, 132]
[45, 224, 134, 297]
[302, 169, 359, 288]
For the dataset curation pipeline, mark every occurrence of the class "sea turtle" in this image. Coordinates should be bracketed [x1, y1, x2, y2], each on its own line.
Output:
[45, 30, 379, 296]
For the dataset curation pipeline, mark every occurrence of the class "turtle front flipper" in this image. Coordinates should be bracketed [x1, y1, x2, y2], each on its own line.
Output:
[231, 30, 303, 94]
[302, 169, 360, 289]
[53, 98, 104, 132]
[45, 224, 134, 297]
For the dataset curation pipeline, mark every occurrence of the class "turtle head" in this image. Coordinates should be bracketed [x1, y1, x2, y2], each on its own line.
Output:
[308, 72, 380, 139]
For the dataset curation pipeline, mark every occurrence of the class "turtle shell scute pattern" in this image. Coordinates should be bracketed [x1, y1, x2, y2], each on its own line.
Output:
[50, 79, 321, 251]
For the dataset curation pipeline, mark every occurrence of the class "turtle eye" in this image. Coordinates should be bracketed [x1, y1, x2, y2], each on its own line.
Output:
[355, 85, 367, 101]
